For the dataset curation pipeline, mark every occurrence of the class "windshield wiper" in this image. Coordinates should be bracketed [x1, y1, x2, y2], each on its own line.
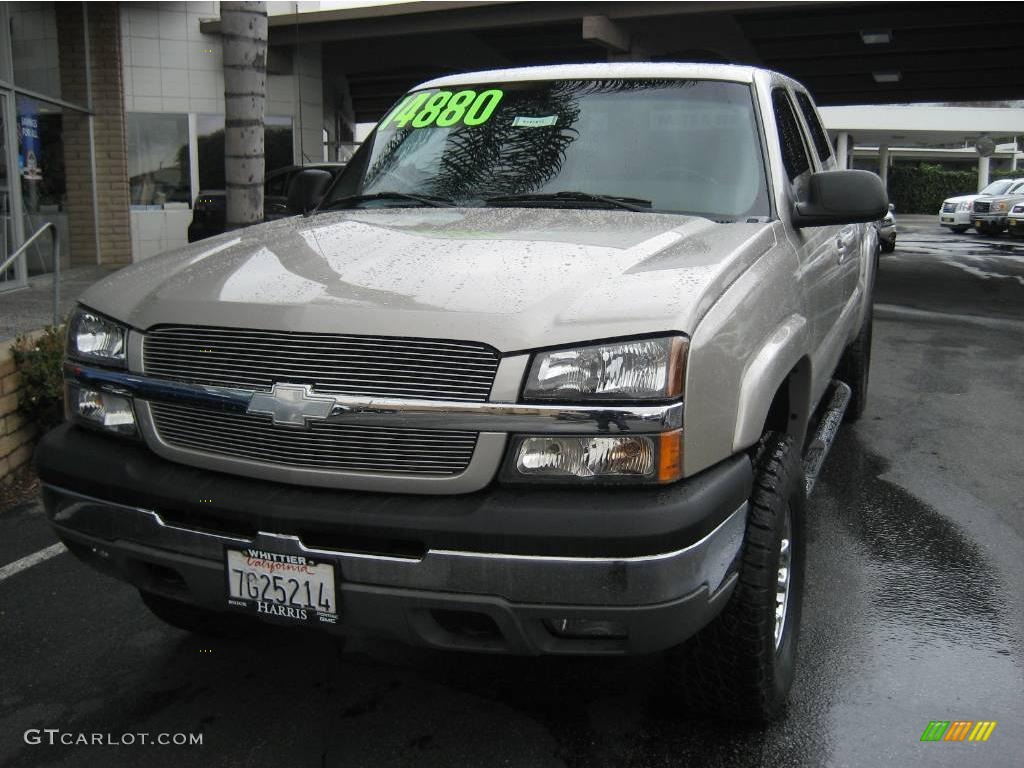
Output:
[320, 191, 455, 210]
[484, 191, 652, 211]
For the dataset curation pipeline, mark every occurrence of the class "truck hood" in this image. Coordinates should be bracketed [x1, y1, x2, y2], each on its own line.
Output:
[944, 194, 983, 204]
[83, 207, 775, 352]
[976, 193, 1024, 204]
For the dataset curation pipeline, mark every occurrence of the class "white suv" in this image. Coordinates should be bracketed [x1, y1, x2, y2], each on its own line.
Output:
[1008, 201, 1024, 237]
[939, 178, 1024, 233]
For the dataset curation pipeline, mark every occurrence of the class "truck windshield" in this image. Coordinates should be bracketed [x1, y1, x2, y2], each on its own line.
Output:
[981, 180, 1014, 195]
[325, 79, 771, 221]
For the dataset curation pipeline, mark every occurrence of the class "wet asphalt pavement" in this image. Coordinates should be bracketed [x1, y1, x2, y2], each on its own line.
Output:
[1, 216, 1022, 767]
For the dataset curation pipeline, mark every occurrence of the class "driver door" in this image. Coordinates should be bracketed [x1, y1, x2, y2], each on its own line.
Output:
[772, 87, 847, 398]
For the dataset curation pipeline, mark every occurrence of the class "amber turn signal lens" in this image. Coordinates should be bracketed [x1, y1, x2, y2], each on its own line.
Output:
[658, 429, 683, 483]
[666, 337, 688, 398]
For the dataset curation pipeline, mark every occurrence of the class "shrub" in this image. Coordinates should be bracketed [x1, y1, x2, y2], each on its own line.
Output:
[12, 326, 65, 432]
[888, 163, 1020, 214]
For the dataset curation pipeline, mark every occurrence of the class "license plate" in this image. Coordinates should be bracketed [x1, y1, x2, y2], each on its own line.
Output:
[225, 548, 337, 624]
[941, 217, 954, 223]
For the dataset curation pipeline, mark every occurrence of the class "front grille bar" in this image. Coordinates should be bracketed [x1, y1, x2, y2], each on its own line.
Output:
[143, 326, 500, 402]
[68, 363, 683, 435]
[150, 401, 478, 475]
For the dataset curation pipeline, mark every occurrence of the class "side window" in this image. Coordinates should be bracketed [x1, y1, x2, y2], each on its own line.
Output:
[795, 92, 833, 164]
[265, 173, 289, 197]
[772, 89, 811, 184]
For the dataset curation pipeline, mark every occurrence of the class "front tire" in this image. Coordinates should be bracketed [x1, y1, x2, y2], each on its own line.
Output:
[673, 433, 807, 722]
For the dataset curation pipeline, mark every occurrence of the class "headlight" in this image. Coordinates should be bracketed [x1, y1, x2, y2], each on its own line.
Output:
[67, 307, 127, 367]
[523, 336, 687, 401]
[996, 201, 1008, 212]
[65, 383, 138, 437]
[504, 431, 682, 485]
[959, 201, 972, 211]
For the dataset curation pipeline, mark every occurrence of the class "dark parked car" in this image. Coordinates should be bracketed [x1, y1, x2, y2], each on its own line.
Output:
[187, 163, 346, 242]
[874, 203, 896, 252]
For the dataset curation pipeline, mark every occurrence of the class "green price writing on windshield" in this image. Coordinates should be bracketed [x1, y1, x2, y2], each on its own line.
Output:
[382, 89, 504, 129]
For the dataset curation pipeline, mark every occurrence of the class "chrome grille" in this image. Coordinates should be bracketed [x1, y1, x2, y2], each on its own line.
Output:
[144, 326, 500, 402]
[942, 202, 957, 213]
[149, 402, 478, 476]
[973, 201, 991, 213]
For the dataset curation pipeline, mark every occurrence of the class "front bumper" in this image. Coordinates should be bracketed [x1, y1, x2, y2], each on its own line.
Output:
[1006, 216, 1024, 235]
[876, 223, 896, 243]
[972, 213, 1008, 230]
[938, 210, 972, 227]
[37, 425, 751, 655]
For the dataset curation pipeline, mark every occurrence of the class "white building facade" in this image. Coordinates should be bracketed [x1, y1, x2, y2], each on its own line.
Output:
[121, 1, 331, 259]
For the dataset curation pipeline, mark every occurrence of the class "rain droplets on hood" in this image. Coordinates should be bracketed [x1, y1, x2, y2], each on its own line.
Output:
[79, 207, 772, 351]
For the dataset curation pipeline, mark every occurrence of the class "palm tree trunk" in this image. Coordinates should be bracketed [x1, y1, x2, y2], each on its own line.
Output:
[221, 1, 267, 229]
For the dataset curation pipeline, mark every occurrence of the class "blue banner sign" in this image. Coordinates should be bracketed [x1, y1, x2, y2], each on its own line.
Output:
[18, 99, 42, 181]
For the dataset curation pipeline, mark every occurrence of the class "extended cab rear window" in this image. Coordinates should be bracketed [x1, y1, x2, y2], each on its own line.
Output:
[795, 92, 833, 164]
[772, 89, 811, 183]
[328, 79, 772, 222]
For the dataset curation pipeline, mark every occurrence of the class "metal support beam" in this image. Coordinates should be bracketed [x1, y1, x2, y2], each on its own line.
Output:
[582, 15, 631, 53]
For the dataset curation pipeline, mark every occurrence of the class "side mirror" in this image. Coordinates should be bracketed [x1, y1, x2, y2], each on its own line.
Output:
[791, 170, 889, 228]
[286, 169, 333, 215]
[889, 202, 895, 212]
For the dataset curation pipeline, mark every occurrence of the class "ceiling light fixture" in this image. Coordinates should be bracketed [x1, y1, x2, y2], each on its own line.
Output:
[860, 29, 892, 45]
[873, 70, 902, 83]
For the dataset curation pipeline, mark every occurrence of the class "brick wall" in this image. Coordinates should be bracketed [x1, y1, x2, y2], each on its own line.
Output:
[55, 3, 133, 267]
[56, 6, 94, 268]
[0, 334, 43, 482]
[89, 3, 133, 265]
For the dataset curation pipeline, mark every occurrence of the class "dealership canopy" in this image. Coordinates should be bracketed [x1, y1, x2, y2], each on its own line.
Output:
[201, 1, 1024, 122]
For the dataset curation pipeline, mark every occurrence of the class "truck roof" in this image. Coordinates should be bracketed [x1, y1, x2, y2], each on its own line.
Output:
[418, 62, 764, 90]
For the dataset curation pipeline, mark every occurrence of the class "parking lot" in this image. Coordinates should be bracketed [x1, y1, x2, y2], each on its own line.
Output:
[1, 215, 1022, 768]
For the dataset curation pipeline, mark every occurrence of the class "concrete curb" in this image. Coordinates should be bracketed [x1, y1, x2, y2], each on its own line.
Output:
[875, 303, 1024, 332]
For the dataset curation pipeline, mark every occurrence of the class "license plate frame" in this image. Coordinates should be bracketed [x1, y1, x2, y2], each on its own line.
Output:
[224, 547, 338, 625]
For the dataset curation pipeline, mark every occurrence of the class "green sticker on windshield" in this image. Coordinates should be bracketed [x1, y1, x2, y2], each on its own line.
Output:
[382, 89, 504, 129]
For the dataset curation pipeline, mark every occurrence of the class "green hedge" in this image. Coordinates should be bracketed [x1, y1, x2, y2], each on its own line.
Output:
[888, 163, 1019, 214]
[12, 326, 65, 432]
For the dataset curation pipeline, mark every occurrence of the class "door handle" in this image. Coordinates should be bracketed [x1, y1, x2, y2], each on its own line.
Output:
[835, 236, 848, 264]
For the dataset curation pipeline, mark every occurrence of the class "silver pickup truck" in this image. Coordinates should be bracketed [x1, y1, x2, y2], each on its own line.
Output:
[37, 63, 886, 721]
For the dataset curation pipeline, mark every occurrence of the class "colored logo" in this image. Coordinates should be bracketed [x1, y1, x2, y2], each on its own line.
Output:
[920, 721, 997, 742]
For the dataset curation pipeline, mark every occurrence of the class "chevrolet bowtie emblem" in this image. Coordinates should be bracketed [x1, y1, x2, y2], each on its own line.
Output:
[247, 383, 336, 427]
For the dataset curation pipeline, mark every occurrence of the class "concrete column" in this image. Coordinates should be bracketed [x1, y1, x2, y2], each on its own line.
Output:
[835, 132, 849, 169]
[878, 144, 889, 191]
[293, 43, 325, 163]
[977, 155, 990, 191]
[333, 74, 357, 161]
